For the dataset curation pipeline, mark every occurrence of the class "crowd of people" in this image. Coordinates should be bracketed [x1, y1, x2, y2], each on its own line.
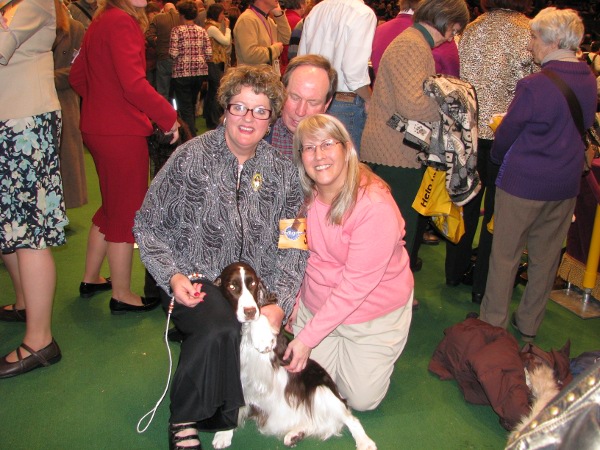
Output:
[0, 0, 597, 449]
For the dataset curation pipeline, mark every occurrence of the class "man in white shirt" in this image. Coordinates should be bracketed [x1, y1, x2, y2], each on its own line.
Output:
[298, 0, 376, 154]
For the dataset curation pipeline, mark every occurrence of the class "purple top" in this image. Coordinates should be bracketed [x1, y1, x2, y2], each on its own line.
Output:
[371, 13, 459, 77]
[492, 60, 597, 201]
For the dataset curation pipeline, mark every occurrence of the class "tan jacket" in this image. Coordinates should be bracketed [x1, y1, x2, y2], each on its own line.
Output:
[0, 0, 61, 121]
[361, 27, 438, 168]
[233, 7, 290, 66]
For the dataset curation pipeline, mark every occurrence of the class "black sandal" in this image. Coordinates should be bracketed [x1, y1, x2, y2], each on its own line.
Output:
[169, 423, 202, 450]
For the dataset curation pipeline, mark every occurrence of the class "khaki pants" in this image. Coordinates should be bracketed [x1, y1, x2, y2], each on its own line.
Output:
[480, 189, 576, 336]
[293, 293, 413, 411]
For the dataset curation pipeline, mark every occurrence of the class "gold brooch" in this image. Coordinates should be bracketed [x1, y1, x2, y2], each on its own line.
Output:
[252, 173, 263, 191]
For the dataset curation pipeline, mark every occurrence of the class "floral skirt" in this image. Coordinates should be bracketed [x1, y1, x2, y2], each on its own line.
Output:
[0, 111, 68, 252]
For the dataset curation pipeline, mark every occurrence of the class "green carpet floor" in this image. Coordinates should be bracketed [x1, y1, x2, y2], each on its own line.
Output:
[1, 129, 599, 449]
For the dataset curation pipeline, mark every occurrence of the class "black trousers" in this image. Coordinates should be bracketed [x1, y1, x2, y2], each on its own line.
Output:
[472, 139, 500, 296]
[172, 75, 205, 137]
[160, 281, 243, 430]
[443, 138, 499, 290]
[204, 62, 225, 130]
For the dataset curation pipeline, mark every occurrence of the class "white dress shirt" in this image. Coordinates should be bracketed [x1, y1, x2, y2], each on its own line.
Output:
[298, 0, 376, 93]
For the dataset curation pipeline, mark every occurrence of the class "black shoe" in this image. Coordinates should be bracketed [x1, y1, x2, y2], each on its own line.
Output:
[472, 292, 483, 304]
[169, 423, 202, 450]
[0, 339, 61, 379]
[109, 297, 160, 315]
[412, 298, 420, 311]
[80, 278, 112, 298]
[465, 311, 479, 319]
[422, 231, 440, 245]
[446, 278, 461, 287]
[0, 304, 26, 322]
[410, 257, 423, 272]
[510, 313, 536, 342]
[515, 263, 528, 286]
[167, 327, 185, 343]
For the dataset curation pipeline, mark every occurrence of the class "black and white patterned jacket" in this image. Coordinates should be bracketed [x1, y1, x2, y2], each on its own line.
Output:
[134, 127, 308, 318]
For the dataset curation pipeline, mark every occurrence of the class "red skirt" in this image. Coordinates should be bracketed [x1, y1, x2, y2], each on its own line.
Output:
[83, 133, 149, 243]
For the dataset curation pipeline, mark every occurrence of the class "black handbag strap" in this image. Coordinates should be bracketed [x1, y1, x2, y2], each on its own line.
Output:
[72, 2, 93, 21]
[541, 69, 585, 137]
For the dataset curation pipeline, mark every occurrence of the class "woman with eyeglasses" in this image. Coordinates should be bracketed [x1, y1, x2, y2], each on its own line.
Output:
[284, 114, 414, 412]
[133, 65, 307, 450]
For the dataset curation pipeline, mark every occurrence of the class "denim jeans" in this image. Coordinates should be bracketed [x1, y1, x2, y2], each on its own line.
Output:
[156, 58, 173, 102]
[326, 95, 367, 156]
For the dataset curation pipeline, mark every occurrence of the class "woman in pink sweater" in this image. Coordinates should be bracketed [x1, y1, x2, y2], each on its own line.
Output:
[285, 114, 414, 411]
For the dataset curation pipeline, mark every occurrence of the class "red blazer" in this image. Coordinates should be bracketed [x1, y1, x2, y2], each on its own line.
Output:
[69, 7, 176, 136]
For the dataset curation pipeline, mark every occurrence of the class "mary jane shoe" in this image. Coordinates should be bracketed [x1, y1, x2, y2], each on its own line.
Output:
[0, 339, 61, 379]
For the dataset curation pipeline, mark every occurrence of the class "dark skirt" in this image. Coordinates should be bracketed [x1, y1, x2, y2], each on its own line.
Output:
[0, 110, 68, 252]
[161, 281, 244, 430]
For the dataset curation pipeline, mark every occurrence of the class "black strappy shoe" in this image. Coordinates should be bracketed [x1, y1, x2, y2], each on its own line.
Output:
[169, 423, 202, 450]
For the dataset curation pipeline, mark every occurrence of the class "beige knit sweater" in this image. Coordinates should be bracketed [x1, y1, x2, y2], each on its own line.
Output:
[361, 27, 439, 168]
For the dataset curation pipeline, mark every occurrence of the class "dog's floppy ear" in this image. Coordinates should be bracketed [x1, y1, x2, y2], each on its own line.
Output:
[256, 280, 268, 306]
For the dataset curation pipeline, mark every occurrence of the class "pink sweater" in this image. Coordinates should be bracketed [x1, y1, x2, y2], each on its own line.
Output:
[297, 182, 414, 348]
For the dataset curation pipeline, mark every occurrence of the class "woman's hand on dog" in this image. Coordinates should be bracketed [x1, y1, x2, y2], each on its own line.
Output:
[166, 120, 180, 145]
[260, 304, 285, 334]
[170, 273, 206, 307]
[284, 338, 311, 373]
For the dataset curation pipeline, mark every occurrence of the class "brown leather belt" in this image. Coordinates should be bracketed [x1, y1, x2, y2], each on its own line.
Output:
[334, 91, 357, 102]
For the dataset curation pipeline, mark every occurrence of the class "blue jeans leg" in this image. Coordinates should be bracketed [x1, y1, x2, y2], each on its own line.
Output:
[326, 96, 367, 156]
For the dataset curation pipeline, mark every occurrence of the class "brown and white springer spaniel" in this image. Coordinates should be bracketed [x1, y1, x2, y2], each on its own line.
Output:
[212, 262, 377, 450]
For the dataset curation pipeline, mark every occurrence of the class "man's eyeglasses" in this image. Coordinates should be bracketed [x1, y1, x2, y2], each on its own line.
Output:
[226, 103, 272, 120]
[301, 139, 341, 154]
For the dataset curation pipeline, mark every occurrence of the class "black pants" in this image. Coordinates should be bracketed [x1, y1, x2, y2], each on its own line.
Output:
[172, 75, 205, 137]
[472, 139, 500, 296]
[443, 138, 499, 289]
[160, 281, 243, 429]
[204, 62, 225, 130]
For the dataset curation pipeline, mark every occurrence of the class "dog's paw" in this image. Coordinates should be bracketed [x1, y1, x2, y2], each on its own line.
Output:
[283, 430, 305, 447]
[212, 430, 233, 449]
[250, 315, 277, 353]
[356, 437, 377, 450]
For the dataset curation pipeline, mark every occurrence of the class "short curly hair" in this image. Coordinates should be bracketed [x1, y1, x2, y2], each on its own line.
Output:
[218, 65, 285, 124]
[176, 1, 198, 20]
[530, 7, 584, 52]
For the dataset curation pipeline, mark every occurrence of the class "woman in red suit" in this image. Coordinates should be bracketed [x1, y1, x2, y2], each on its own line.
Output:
[70, 0, 179, 314]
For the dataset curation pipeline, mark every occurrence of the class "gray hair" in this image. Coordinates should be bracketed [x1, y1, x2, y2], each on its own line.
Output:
[530, 7, 584, 51]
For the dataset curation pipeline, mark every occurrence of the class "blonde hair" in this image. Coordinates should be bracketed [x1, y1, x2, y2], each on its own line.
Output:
[293, 114, 388, 225]
[97, 0, 149, 31]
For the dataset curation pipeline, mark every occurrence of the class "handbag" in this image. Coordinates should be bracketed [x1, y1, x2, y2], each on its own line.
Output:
[542, 69, 600, 173]
[412, 167, 465, 243]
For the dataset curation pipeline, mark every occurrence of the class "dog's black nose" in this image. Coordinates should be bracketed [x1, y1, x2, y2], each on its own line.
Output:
[244, 307, 257, 320]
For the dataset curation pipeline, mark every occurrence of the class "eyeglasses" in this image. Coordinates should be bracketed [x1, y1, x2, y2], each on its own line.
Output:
[226, 103, 272, 120]
[300, 139, 341, 154]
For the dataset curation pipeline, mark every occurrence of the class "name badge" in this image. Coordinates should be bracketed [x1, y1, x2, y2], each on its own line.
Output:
[278, 218, 308, 250]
